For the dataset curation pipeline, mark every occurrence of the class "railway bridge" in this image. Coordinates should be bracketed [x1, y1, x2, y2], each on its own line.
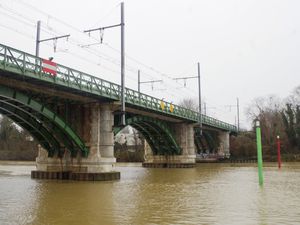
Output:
[0, 43, 237, 180]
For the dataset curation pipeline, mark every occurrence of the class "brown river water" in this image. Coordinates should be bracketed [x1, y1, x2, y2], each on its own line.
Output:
[0, 162, 300, 225]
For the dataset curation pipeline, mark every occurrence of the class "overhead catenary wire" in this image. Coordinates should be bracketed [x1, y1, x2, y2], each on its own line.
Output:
[8, 1, 197, 95]
[0, 0, 237, 120]
[0, 19, 234, 123]
[2, 1, 196, 94]
[0, 22, 197, 105]
[0, 22, 35, 40]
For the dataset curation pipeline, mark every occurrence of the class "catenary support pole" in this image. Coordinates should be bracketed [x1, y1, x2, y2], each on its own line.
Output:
[35, 20, 70, 57]
[35, 20, 41, 57]
[82, 3, 125, 125]
[198, 62, 202, 135]
[120, 2, 125, 126]
[138, 70, 140, 93]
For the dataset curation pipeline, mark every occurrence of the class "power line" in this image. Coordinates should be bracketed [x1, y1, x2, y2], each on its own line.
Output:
[1, 1, 234, 119]
[7, 0, 197, 96]
[91, 1, 121, 27]
[0, 23, 35, 40]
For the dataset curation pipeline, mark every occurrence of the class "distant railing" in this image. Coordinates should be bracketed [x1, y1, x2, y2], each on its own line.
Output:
[0, 43, 237, 132]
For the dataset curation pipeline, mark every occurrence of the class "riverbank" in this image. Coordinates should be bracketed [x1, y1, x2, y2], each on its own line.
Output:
[0, 160, 36, 165]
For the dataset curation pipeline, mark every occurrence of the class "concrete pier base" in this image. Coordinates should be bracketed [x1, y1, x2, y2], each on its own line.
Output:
[143, 154, 196, 168]
[32, 147, 120, 181]
[142, 163, 195, 168]
[31, 170, 120, 181]
[32, 103, 120, 181]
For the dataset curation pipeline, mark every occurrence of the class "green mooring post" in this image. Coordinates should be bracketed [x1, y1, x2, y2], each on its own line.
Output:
[255, 120, 264, 185]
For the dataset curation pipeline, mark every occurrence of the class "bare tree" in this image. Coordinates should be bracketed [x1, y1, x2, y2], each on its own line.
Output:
[287, 85, 300, 106]
[245, 95, 288, 156]
[178, 98, 198, 111]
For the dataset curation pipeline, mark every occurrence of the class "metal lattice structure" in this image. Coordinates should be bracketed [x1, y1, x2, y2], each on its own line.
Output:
[0, 43, 237, 132]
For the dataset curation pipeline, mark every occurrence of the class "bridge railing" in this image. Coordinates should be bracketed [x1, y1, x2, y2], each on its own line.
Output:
[0, 43, 237, 132]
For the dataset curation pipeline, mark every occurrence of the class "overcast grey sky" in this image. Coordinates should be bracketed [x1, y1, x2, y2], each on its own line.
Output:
[0, 0, 299, 129]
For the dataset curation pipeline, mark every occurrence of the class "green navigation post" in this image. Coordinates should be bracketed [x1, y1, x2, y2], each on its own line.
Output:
[255, 120, 264, 186]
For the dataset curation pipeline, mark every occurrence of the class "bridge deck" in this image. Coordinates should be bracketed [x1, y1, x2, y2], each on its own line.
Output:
[0, 43, 237, 132]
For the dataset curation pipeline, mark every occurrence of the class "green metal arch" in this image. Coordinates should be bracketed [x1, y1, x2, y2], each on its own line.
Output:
[129, 123, 160, 154]
[0, 97, 78, 157]
[114, 115, 181, 155]
[128, 116, 180, 153]
[0, 100, 62, 157]
[114, 123, 161, 154]
[202, 132, 216, 153]
[194, 128, 218, 153]
[135, 120, 175, 155]
[194, 130, 211, 154]
[0, 85, 89, 157]
[0, 108, 56, 156]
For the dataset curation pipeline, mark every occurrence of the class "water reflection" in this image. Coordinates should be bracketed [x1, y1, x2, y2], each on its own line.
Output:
[0, 165, 38, 225]
[0, 163, 300, 225]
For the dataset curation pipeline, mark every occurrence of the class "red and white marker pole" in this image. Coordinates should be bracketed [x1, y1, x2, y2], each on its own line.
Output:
[277, 135, 282, 169]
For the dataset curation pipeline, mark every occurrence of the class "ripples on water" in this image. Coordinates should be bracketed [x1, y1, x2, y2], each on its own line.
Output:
[0, 163, 300, 225]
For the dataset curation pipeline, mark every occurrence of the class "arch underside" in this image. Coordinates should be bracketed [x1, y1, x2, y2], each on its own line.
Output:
[0, 85, 89, 157]
[114, 115, 181, 155]
[194, 128, 219, 154]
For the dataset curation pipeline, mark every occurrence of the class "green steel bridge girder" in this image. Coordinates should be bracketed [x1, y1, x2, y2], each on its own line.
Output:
[0, 99, 77, 157]
[0, 43, 237, 133]
[0, 102, 60, 157]
[114, 115, 182, 155]
[133, 121, 173, 155]
[194, 128, 218, 153]
[0, 85, 89, 157]
[129, 123, 160, 154]
[194, 133, 212, 153]
[0, 98, 78, 157]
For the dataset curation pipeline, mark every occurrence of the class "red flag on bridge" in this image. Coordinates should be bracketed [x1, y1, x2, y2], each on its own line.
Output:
[42, 59, 57, 76]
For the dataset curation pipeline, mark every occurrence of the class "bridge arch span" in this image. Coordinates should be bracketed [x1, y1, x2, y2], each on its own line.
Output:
[0, 104, 60, 157]
[114, 115, 181, 155]
[194, 128, 220, 154]
[0, 85, 89, 157]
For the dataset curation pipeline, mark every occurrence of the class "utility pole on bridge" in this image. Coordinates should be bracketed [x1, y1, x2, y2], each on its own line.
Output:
[198, 62, 202, 136]
[84, 2, 126, 126]
[173, 62, 202, 135]
[138, 70, 162, 92]
[35, 20, 70, 57]
[224, 97, 240, 132]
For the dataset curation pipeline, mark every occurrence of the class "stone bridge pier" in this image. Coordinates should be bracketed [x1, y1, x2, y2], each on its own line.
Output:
[143, 123, 196, 168]
[32, 103, 120, 181]
[218, 131, 230, 158]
